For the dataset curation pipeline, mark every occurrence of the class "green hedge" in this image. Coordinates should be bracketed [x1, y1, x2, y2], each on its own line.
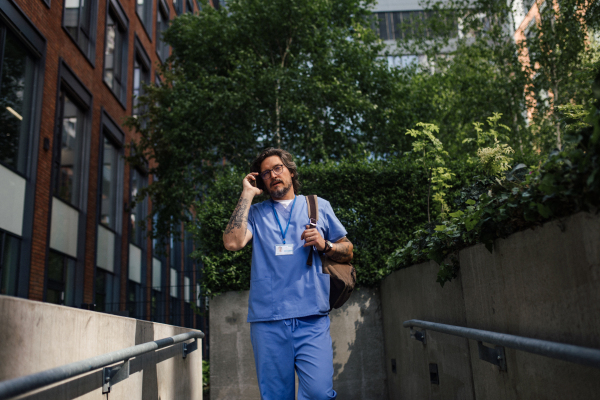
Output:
[191, 156, 478, 295]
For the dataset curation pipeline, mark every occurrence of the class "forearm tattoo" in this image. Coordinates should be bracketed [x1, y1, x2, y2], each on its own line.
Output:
[224, 197, 250, 234]
[328, 237, 353, 263]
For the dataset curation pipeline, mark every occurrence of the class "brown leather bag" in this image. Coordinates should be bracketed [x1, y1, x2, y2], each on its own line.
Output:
[305, 195, 356, 310]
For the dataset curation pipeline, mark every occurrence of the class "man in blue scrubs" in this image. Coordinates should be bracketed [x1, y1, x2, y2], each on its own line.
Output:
[223, 148, 354, 400]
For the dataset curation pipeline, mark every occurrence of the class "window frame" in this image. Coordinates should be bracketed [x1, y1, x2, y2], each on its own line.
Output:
[173, 0, 183, 15]
[61, 0, 99, 66]
[93, 108, 125, 313]
[0, 0, 46, 299]
[45, 59, 93, 308]
[156, 0, 170, 63]
[135, 0, 153, 41]
[132, 35, 152, 117]
[151, 209, 167, 323]
[103, 0, 129, 108]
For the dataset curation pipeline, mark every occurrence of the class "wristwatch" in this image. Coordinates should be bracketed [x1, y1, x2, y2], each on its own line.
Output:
[324, 240, 334, 253]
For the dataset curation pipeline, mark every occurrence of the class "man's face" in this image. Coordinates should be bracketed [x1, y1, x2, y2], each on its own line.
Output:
[260, 155, 294, 199]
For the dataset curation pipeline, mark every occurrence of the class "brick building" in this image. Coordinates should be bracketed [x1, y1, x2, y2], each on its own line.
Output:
[0, 0, 208, 353]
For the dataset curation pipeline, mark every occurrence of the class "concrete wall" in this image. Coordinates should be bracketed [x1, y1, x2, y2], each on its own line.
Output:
[210, 288, 388, 400]
[381, 211, 600, 399]
[0, 296, 203, 400]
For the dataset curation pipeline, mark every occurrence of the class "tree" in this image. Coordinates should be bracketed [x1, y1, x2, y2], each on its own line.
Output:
[394, 0, 534, 158]
[128, 0, 413, 237]
[522, 0, 600, 150]
[399, 0, 600, 154]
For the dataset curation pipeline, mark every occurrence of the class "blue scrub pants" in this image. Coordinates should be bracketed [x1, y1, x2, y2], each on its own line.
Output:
[250, 315, 337, 400]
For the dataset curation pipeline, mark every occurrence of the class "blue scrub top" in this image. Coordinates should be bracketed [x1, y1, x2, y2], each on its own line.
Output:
[246, 195, 348, 322]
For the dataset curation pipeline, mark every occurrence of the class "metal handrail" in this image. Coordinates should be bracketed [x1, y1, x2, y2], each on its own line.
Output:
[404, 319, 600, 369]
[0, 330, 204, 400]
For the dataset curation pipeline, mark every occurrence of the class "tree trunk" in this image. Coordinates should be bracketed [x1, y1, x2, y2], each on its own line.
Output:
[427, 167, 431, 224]
[274, 79, 281, 147]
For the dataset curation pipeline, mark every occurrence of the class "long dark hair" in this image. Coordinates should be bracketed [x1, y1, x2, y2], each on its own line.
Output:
[251, 148, 301, 194]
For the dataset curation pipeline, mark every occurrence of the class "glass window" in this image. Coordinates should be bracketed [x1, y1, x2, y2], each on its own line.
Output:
[104, 9, 127, 102]
[137, 0, 153, 30]
[0, 231, 20, 296]
[100, 137, 119, 229]
[133, 56, 150, 117]
[130, 168, 147, 246]
[173, 0, 183, 15]
[127, 280, 144, 318]
[64, 0, 96, 59]
[95, 267, 117, 312]
[55, 93, 85, 207]
[186, 0, 193, 13]
[0, 29, 36, 175]
[156, 3, 170, 62]
[152, 230, 166, 323]
[47, 251, 76, 306]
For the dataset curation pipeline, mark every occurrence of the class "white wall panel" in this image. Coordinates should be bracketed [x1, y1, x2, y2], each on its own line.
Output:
[0, 164, 26, 236]
[184, 277, 190, 303]
[96, 225, 115, 273]
[129, 244, 142, 284]
[50, 197, 79, 258]
[170, 268, 178, 298]
[152, 257, 162, 291]
[373, 0, 423, 12]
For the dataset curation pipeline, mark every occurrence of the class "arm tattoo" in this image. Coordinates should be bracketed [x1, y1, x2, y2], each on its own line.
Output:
[328, 237, 353, 263]
[224, 198, 250, 234]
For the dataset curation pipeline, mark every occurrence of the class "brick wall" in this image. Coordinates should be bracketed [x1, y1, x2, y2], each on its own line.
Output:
[14, 0, 199, 314]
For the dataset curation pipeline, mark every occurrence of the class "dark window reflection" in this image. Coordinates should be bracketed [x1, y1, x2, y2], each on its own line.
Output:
[0, 232, 20, 296]
[64, 0, 92, 52]
[0, 29, 35, 174]
[95, 267, 116, 312]
[104, 11, 125, 98]
[133, 56, 150, 118]
[100, 137, 118, 229]
[56, 94, 84, 206]
[47, 251, 75, 306]
[156, 5, 170, 62]
[130, 168, 147, 246]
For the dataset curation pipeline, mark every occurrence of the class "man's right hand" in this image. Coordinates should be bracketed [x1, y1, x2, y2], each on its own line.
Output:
[243, 172, 263, 197]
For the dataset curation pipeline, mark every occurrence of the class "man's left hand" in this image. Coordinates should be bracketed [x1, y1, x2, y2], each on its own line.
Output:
[301, 225, 326, 251]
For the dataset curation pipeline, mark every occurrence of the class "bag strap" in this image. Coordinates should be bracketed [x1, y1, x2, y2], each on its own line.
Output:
[306, 195, 319, 266]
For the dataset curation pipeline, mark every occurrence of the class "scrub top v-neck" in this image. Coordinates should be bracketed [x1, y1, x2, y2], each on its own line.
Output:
[245, 195, 347, 322]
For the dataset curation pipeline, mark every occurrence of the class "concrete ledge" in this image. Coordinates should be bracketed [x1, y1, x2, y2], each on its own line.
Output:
[209, 288, 387, 400]
[0, 296, 203, 400]
[381, 211, 600, 399]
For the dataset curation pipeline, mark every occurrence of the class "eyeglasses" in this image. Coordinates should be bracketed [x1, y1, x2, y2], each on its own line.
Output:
[260, 164, 285, 180]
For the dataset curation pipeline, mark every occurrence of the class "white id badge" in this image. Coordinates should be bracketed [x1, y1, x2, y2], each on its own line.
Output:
[275, 244, 294, 256]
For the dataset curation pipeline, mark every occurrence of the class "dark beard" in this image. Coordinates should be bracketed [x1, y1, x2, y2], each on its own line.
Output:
[269, 180, 293, 198]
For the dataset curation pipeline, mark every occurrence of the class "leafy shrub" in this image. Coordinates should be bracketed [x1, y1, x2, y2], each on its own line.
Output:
[191, 155, 477, 295]
[388, 104, 600, 286]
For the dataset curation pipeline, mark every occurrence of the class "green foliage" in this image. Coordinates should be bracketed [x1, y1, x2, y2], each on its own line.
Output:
[465, 113, 515, 177]
[393, 0, 600, 156]
[126, 0, 420, 239]
[523, 0, 600, 150]
[406, 123, 455, 220]
[191, 155, 479, 294]
[395, 0, 534, 158]
[203, 359, 210, 397]
[388, 101, 600, 287]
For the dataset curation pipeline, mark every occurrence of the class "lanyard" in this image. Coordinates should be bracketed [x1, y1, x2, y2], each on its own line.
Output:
[271, 195, 297, 244]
